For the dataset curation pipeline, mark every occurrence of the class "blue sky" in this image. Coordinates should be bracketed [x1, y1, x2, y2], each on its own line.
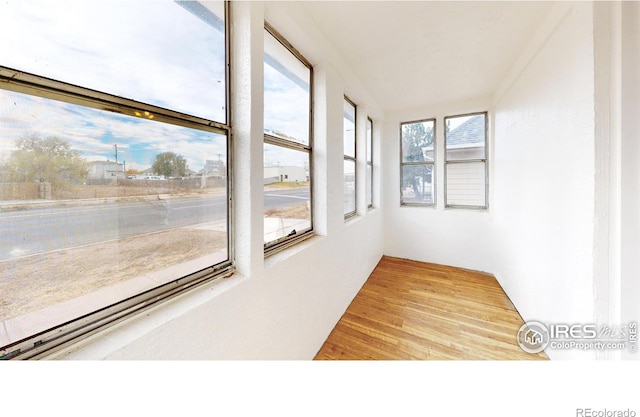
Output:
[0, 0, 227, 172]
[0, 0, 316, 172]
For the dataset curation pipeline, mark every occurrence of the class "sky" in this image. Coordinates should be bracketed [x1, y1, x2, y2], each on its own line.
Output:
[0, 0, 318, 173]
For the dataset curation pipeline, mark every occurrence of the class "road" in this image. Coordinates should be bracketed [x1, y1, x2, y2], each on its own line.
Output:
[0, 188, 309, 262]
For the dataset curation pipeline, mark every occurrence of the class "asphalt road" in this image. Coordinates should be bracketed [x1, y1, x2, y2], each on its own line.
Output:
[0, 188, 310, 262]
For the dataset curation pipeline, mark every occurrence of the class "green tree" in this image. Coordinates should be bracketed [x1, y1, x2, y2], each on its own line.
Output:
[402, 122, 434, 200]
[5, 135, 87, 186]
[152, 152, 188, 178]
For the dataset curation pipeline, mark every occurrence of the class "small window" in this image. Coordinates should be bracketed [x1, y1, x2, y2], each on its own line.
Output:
[400, 119, 436, 206]
[263, 23, 313, 254]
[366, 117, 373, 209]
[444, 112, 488, 208]
[344, 97, 357, 218]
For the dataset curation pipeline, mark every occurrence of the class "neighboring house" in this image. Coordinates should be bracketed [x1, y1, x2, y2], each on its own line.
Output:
[87, 161, 124, 180]
[445, 115, 486, 160]
[264, 166, 307, 184]
[198, 160, 226, 179]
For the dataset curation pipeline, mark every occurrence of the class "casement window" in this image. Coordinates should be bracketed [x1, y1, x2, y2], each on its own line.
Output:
[366, 117, 374, 209]
[343, 97, 357, 218]
[400, 119, 436, 206]
[263, 23, 313, 254]
[0, 1, 231, 359]
[444, 112, 488, 209]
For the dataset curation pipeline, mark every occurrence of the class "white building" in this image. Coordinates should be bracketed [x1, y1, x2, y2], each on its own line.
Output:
[263, 165, 307, 184]
[87, 161, 124, 180]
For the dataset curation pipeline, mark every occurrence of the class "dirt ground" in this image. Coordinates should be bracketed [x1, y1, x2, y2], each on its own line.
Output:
[0, 187, 307, 323]
[264, 202, 310, 220]
[0, 228, 227, 321]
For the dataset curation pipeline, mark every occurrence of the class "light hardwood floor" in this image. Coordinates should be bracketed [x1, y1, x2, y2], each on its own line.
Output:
[314, 256, 548, 360]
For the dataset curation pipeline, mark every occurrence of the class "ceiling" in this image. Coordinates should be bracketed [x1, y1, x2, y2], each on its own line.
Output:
[301, 1, 553, 112]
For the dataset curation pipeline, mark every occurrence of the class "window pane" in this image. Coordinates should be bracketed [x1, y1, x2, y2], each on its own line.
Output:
[0, 89, 228, 346]
[446, 162, 486, 207]
[344, 159, 356, 215]
[402, 120, 435, 163]
[401, 164, 434, 205]
[263, 144, 311, 245]
[366, 118, 373, 162]
[0, 1, 227, 123]
[264, 29, 311, 146]
[366, 163, 373, 207]
[343, 99, 356, 158]
[445, 114, 486, 160]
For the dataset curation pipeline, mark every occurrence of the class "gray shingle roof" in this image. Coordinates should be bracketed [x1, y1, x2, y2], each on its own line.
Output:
[446, 115, 485, 146]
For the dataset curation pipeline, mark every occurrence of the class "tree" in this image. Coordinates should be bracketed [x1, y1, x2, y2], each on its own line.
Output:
[126, 168, 142, 176]
[5, 135, 87, 186]
[151, 152, 188, 178]
[402, 122, 434, 200]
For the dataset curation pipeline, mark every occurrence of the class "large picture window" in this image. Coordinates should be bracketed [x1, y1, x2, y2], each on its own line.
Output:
[263, 23, 313, 254]
[0, 1, 230, 359]
[343, 97, 357, 218]
[400, 119, 436, 206]
[444, 112, 488, 208]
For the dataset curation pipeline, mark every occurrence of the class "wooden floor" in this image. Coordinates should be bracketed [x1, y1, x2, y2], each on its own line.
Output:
[314, 256, 548, 360]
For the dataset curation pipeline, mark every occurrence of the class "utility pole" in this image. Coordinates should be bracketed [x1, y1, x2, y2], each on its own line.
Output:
[114, 144, 118, 164]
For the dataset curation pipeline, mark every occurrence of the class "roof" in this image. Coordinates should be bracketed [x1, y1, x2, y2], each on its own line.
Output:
[446, 115, 485, 147]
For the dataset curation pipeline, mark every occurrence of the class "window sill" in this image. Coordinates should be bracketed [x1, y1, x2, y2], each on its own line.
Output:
[264, 233, 322, 269]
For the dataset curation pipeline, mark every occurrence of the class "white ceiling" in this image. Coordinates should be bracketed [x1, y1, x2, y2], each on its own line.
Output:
[301, 1, 553, 112]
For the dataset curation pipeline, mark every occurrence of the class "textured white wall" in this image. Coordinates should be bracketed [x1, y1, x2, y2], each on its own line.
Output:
[56, 1, 384, 360]
[491, 3, 596, 360]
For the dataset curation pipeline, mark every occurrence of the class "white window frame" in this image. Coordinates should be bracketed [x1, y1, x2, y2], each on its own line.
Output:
[366, 117, 374, 209]
[344, 96, 357, 219]
[400, 118, 436, 207]
[263, 22, 314, 255]
[444, 111, 489, 210]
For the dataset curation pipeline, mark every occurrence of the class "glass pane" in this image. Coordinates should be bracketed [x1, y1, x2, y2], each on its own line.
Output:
[0, 1, 227, 123]
[366, 118, 373, 162]
[343, 99, 356, 158]
[0, 88, 228, 347]
[344, 159, 356, 215]
[446, 162, 486, 207]
[445, 114, 486, 160]
[401, 120, 435, 163]
[366, 163, 373, 207]
[264, 29, 311, 145]
[401, 164, 434, 205]
[263, 144, 311, 245]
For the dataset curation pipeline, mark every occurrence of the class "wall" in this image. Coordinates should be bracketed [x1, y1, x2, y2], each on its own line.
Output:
[621, 1, 640, 360]
[383, 3, 598, 359]
[54, 1, 384, 360]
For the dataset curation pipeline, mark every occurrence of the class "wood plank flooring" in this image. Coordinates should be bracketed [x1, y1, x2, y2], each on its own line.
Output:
[314, 256, 548, 360]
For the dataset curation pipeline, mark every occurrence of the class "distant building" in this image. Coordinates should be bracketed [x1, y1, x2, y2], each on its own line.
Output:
[87, 161, 124, 180]
[264, 166, 307, 184]
[199, 160, 226, 178]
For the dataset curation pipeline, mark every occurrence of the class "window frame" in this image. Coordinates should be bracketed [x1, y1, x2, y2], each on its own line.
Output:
[263, 22, 314, 256]
[444, 111, 489, 210]
[343, 95, 357, 219]
[399, 118, 437, 207]
[366, 116, 374, 209]
[0, 1, 233, 360]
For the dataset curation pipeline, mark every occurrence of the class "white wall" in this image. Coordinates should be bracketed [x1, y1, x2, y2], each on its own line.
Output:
[621, 1, 640, 360]
[54, 1, 384, 360]
[384, 3, 599, 360]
